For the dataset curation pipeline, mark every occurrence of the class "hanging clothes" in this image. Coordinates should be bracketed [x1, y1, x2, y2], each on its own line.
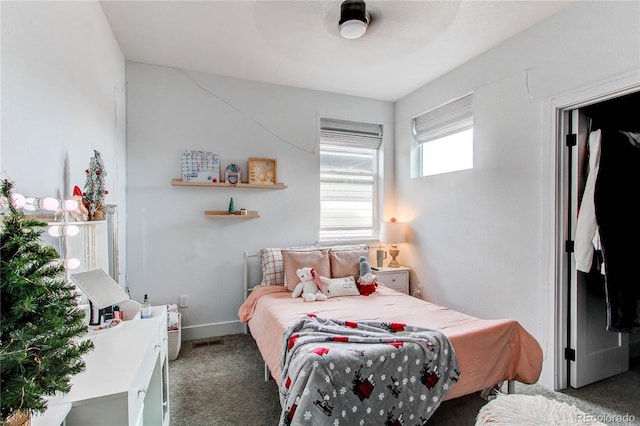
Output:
[575, 129, 603, 273]
[594, 127, 640, 333]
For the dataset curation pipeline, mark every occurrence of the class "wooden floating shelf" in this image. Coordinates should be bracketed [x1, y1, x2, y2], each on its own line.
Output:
[204, 210, 260, 219]
[172, 178, 286, 190]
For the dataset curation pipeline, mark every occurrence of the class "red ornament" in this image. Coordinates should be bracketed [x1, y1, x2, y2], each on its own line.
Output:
[95, 171, 101, 175]
[104, 190, 109, 195]
[85, 169, 89, 174]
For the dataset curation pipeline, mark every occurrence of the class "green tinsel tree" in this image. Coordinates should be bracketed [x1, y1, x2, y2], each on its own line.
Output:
[82, 149, 108, 221]
[0, 179, 94, 421]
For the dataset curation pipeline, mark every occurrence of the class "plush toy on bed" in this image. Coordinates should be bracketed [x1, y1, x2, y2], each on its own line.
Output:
[356, 256, 378, 296]
[291, 267, 328, 302]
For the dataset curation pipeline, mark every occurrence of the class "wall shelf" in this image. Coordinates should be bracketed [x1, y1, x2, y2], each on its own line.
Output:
[204, 210, 260, 219]
[171, 178, 286, 190]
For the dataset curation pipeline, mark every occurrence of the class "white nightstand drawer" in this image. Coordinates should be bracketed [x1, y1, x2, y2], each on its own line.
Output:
[374, 267, 410, 294]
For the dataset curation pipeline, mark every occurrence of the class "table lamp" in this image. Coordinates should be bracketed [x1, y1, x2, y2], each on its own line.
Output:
[380, 218, 406, 268]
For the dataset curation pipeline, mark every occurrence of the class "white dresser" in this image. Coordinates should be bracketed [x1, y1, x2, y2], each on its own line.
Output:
[47, 306, 169, 426]
[372, 266, 411, 294]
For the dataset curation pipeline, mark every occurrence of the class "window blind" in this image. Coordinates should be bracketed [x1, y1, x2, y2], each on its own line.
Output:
[413, 93, 473, 144]
[319, 118, 382, 242]
[320, 118, 383, 149]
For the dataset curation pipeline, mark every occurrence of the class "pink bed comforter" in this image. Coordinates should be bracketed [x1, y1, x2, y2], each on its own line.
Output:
[238, 285, 542, 400]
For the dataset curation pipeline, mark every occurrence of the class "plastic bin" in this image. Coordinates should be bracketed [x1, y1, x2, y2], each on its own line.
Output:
[168, 312, 182, 361]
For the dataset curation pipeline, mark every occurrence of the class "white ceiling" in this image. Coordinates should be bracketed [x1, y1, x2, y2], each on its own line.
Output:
[100, 0, 574, 102]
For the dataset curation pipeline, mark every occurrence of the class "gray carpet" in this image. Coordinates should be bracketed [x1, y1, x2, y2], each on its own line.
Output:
[169, 333, 640, 425]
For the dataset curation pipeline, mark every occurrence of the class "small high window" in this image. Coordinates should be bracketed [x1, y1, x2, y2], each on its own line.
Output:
[413, 93, 474, 176]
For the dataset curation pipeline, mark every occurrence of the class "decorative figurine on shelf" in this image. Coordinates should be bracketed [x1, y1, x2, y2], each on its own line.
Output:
[357, 256, 378, 296]
[83, 150, 108, 221]
[69, 185, 89, 221]
[225, 164, 241, 186]
[228, 197, 235, 214]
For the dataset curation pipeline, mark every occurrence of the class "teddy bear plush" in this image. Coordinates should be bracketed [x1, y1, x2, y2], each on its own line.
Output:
[356, 256, 378, 296]
[291, 267, 328, 302]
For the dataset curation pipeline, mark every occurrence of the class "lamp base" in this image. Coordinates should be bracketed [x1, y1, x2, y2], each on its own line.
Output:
[388, 245, 400, 268]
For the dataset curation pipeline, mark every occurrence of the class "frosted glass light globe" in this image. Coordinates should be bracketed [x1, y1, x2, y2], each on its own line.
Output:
[63, 199, 79, 211]
[41, 197, 59, 211]
[23, 197, 38, 211]
[340, 20, 367, 39]
[12, 193, 26, 208]
[64, 225, 80, 237]
[65, 258, 81, 270]
[48, 226, 62, 237]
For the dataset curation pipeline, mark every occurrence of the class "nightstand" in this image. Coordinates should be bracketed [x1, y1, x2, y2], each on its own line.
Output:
[372, 266, 410, 294]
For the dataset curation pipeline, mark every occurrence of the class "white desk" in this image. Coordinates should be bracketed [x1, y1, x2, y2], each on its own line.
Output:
[47, 306, 169, 426]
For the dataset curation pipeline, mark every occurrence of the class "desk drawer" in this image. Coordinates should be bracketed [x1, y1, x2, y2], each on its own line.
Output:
[128, 334, 161, 424]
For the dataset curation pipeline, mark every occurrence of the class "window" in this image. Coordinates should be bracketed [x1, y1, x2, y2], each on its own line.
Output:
[413, 93, 474, 176]
[319, 118, 382, 242]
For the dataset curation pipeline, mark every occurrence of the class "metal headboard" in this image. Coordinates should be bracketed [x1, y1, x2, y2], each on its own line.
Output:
[243, 252, 261, 335]
[243, 251, 261, 300]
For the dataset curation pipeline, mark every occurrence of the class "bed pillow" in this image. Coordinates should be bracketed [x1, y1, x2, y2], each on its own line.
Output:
[258, 245, 319, 286]
[258, 248, 285, 286]
[282, 248, 331, 292]
[329, 247, 369, 279]
[321, 276, 360, 298]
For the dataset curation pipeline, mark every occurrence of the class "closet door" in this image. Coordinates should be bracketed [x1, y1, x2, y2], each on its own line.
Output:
[569, 109, 629, 388]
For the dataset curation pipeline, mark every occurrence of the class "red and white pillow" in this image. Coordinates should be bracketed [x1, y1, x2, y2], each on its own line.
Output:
[257, 248, 286, 286]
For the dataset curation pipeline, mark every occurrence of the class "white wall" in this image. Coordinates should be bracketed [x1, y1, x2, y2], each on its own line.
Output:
[125, 62, 394, 339]
[1, 1, 127, 283]
[394, 1, 639, 389]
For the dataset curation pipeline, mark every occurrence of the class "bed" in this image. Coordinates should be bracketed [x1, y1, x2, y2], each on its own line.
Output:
[238, 246, 543, 424]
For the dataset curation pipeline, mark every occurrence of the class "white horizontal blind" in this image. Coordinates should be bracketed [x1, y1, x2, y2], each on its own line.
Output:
[413, 94, 473, 144]
[319, 118, 382, 242]
[320, 118, 383, 148]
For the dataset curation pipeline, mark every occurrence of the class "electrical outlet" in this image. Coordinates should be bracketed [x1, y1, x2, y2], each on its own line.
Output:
[179, 295, 189, 308]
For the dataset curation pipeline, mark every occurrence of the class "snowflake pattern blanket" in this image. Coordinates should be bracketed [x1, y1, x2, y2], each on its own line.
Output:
[279, 315, 461, 425]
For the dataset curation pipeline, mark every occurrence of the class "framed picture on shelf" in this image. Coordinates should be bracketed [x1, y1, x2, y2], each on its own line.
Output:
[248, 158, 277, 185]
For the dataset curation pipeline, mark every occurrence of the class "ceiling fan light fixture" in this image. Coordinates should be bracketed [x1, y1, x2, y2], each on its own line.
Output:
[339, 0, 369, 39]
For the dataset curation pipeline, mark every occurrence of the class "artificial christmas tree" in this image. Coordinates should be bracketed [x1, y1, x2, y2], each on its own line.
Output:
[83, 150, 108, 221]
[0, 179, 93, 423]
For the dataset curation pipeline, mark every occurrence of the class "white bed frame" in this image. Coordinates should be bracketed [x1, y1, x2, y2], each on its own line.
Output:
[243, 251, 271, 381]
[243, 252, 259, 306]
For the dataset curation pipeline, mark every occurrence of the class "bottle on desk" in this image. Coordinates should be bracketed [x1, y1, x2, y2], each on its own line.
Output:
[141, 294, 152, 319]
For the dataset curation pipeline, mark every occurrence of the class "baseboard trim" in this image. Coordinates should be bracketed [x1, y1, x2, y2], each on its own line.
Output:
[181, 320, 244, 342]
